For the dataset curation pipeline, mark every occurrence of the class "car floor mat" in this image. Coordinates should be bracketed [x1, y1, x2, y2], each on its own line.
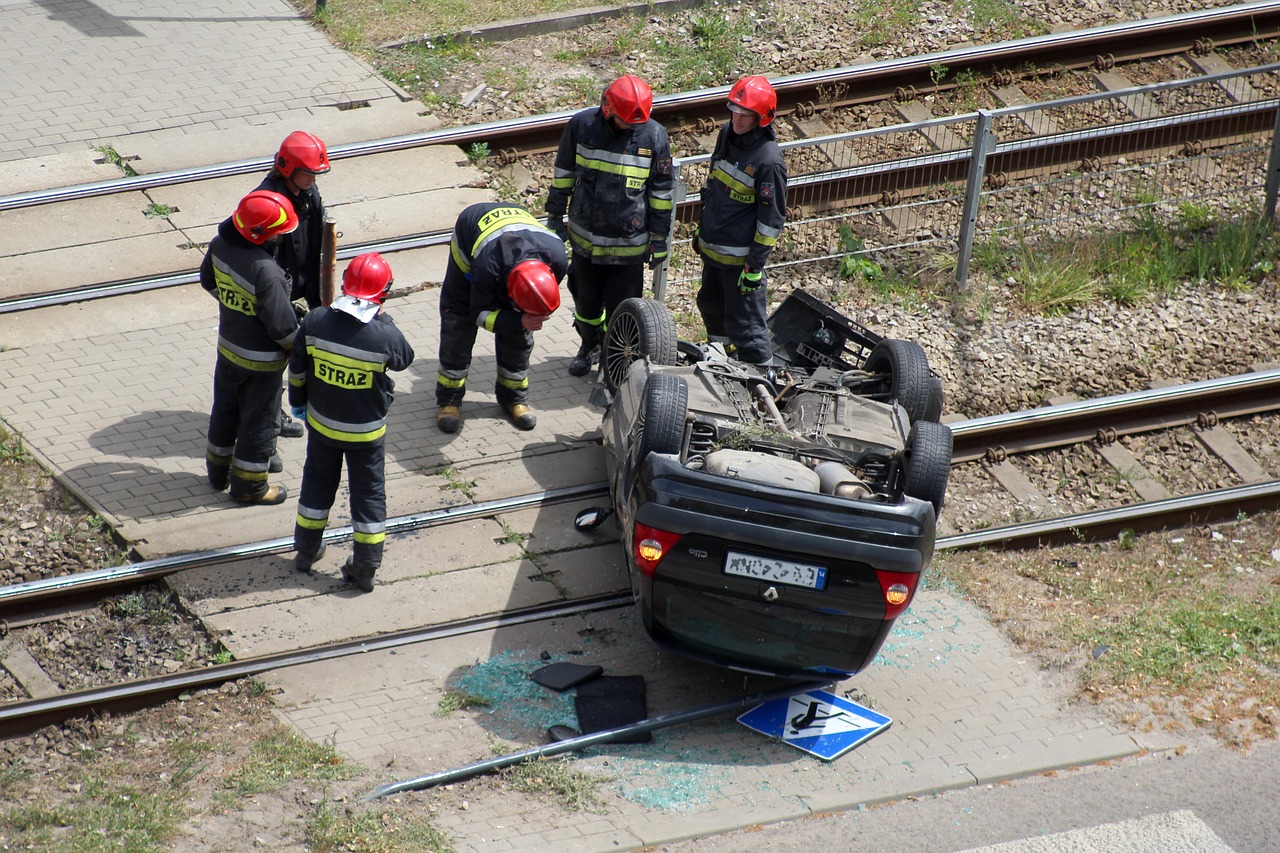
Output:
[573, 675, 651, 743]
[529, 662, 604, 692]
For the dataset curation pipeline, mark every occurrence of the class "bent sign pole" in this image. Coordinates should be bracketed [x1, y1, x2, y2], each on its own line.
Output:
[363, 678, 833, 801]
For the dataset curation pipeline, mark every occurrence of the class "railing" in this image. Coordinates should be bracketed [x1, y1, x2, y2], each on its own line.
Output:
[658, 61, 1280, 297]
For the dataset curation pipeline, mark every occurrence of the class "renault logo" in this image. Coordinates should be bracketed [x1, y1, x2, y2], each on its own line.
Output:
[762, 586, 779, 602]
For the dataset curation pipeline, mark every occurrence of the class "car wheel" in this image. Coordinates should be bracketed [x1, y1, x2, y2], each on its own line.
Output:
[903, 419, 953, 516]
[604, 298, 679, 394]
[638, 373, 688, 458]
[865, 339, 934, 423]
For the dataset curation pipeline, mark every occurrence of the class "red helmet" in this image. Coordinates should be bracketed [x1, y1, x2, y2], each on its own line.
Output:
[727, 75, 777, 127]
[507, 260, 561, 315]
[342, 252, 393, 303]
[232, 190, 298, 245]
[601, 75, 653, 125]
[275, 130, 331, 178]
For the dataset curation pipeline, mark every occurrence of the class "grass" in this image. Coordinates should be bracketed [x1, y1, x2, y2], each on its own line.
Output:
[928, 511, 1280, 747]
[435, 689, 493, 717]
[218, 732, 362, 801]
[977, 210, 1279, 315]
[433, 465, 478, 500]
[497, 756, 606, 812]
[306, 801, 456, 853]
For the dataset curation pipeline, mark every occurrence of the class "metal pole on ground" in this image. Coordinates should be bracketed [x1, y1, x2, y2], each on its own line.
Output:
[363, 678, 832, 801]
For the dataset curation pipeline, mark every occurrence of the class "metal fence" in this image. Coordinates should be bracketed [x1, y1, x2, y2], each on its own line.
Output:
[657, 61, 1280, 297]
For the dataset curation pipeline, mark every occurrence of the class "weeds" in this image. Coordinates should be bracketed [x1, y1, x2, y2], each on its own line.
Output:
[466, 141, 491, 165]
[434, 466, 478, 500]
[143, 202, 175, 218]
[307, 800, 455, 853]
[435, 689, 493, 717]
[219, 733, 361, 801]
[93, 144, 138, 177]
[498, 756, 606, 812]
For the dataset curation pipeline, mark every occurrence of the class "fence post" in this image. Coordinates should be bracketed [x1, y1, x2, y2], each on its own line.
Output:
[1264, 100, 1280, 223]
[652, 162, 685, 303]
[955, 110, 995, 288]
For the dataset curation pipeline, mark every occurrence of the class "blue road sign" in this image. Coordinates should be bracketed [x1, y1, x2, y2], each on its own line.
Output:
[738, 689, 891, 761]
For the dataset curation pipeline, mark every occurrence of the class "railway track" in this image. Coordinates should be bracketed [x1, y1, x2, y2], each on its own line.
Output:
[4, 4, 1280, 312]
[3, 372, 1278, 735]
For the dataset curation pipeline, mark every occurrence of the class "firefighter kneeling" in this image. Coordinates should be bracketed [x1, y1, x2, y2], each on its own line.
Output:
[288, 253, 415, 593]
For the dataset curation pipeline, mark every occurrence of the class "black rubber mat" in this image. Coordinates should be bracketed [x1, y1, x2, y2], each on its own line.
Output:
[529, 662, 604, 692]
[573, 675, 651, 743]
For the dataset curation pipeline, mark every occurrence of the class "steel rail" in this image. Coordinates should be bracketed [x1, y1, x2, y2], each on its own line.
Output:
[8, 477, 1279, 734]
[949, 367, 1280, 463]
[0, 481, 607, 615]
[0, 593, 631, 738]
[8, 85, 1276, 315]
[3, 2, 1278, 215]
[937, 479, 1280, 549]
[5, 371, 1278, 610]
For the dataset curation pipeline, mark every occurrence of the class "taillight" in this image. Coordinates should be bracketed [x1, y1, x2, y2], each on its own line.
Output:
[633, 522, 681, 578]
[875, 570, 918, 619]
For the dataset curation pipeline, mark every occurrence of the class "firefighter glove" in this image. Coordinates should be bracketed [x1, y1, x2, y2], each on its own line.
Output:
[291, 405, 307, 422]
[649, 241, 668, 270]
[738, 267, 763, 294]
[546, 215, 569, 243]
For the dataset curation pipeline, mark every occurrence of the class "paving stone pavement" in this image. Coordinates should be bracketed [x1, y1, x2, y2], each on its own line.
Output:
[0, 2, 1157, 851]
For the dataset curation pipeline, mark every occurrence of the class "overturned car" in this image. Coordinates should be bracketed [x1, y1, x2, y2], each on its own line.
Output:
[586, 290, 952, 678]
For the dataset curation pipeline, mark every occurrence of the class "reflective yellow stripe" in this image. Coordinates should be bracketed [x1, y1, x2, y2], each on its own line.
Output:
[496, 376, 529, 390]
[218, 345, 287, 372]
[437, 374, 465, 389]
[295, 515, 328, 530]
[353, 530, 386, 545]
[308, 419, 387, 443]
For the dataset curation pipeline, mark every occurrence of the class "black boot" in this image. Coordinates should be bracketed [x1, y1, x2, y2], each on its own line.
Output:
[341, 556, 376, 593]
[295, 542, 327, 573]
[568, 343, 599, 377]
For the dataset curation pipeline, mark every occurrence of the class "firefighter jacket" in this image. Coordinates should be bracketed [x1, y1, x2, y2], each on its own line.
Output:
[546, 107, 674, 265]
[441, 203, 569, 335]
[697, 123, 788, 270]
[287, 307, 415, 447]
[200, 219, 298, 372]
[256, 173, 326, 308]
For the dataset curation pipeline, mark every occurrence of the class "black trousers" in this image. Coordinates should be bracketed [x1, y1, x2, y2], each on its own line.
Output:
[696, 263, 773, 364]
[567, 258, 644, 349]
[206, 357, 281, 500]
[293, 434, 387, 571]
[435, 309, 535, 408]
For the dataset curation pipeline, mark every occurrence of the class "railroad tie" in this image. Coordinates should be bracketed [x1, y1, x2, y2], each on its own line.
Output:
[1186, 54, 1258, 104]
[1194, 425, 1272, 483]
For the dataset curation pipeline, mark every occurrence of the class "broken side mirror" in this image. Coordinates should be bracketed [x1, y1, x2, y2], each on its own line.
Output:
[574, 506, 613, 531]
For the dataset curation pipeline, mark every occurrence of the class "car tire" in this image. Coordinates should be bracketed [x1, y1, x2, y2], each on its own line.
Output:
[903, 419, 952, 516]
[638, 373, 688, 458]
[604, 297, 679, 394]
[865, 338, 934, 423]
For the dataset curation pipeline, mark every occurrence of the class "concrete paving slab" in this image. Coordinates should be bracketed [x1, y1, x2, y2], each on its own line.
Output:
[209, 557, 575, 657]
[0, 149, 118, 196]
[112, 100, 441, 174]
[497, 500, 619, 554]
[0, 192, 177, 255]
[329, 186, 495, 244]
[0, 231, 202, 300]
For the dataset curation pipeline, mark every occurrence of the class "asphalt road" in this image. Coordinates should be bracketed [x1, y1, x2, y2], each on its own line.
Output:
[659, 736, 1280, 852]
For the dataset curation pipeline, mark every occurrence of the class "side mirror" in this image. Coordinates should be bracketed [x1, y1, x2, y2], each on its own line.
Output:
[573, 506, 614, 531]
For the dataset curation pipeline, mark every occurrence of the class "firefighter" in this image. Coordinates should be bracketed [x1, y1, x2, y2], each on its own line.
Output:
[545, 74, 674, 377]
[201, 189, 300, 505]
[436, 202, 566, 433]
[288, 252, 415, 592]
[694, 75, 788, 366]
[259, 130, 331, 440]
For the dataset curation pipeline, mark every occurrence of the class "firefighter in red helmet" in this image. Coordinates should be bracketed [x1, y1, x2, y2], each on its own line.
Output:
[258, 130, 331, 441]
[200, 190, 300, 505]
[695, 75, 788, 366]
[545, 74, 674, 377]
[287, 252, 415, 592]
[436, 202, 567, 433]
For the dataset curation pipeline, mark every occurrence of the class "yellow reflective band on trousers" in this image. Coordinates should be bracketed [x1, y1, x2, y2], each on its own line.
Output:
[575, 310, 605, 326]
[295, 514, 328, 530]
[497, 376, 529, 390]
[437, 373, 466, 389]
[307, 419, 386, 444]
[353, 530, 386, 545]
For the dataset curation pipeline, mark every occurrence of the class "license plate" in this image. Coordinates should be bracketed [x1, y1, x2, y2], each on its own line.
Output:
[724, 551, 828, 590]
